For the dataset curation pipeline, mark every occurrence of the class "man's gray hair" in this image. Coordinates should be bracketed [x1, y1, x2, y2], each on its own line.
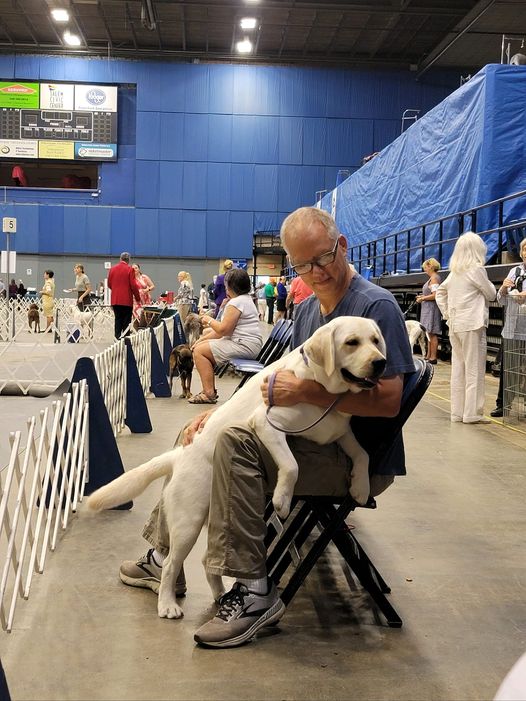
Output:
[120, 252, 130, 263]
[280, 207, 340, 252]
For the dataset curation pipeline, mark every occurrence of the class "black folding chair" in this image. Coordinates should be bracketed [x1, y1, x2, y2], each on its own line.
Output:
[227, 319, 294, 390]
[264, 357, 433, 628]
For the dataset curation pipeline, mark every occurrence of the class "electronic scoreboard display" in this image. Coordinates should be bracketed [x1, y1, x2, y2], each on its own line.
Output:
[0, 81, 118, 162]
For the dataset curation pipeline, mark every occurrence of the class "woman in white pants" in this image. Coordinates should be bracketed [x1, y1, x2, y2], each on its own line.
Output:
[436, 232, 496, 423]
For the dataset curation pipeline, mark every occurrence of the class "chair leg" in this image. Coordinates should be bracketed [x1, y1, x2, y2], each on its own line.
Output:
[267, 508, 318, 586]
[317, 503, 391, 593]
[277, 499, 354, 606]
[315, 503, 402, 628]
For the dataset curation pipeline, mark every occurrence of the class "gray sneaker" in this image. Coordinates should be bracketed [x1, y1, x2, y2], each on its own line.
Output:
[194, 581, 285, 648]
[119, 549, 187, 596]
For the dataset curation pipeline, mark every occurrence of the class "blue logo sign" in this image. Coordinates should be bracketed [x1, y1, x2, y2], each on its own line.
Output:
[86, 88, 106, 106]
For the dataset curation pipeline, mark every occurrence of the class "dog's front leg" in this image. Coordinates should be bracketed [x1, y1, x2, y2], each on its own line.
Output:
[337, 431, 370, 505]
[158, 550, 184, 619]
[250, 409, 298, 519]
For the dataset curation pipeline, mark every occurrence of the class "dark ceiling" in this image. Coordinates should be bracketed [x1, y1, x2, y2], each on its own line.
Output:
[0, 0, 525, 76]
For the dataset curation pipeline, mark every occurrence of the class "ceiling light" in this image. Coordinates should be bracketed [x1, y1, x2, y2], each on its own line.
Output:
[51, 8, 69, 22]
[236, 38, 253, 54]
[63, 31, 81, 46]
[240, 17, 257, 30]
[244, 0, 260, 4]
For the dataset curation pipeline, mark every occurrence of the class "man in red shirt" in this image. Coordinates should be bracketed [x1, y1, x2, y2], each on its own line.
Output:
[107, 252, 141, 339]
[286, 275, 312, 319]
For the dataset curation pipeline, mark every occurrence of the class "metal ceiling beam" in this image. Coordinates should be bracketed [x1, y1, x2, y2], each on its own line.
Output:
[12, 0, 40, 47]
[124, 0, 468, 17]
[97, 0, 114, 48]
[180, 2, 186, 51]
[125, 1, 139, 50]
[0, 41, 418, 67]
[416, 0, 498, 78]
[325, 11, 345, 56]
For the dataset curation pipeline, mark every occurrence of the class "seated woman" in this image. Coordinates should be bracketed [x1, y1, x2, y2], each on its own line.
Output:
[189, 268, 263, 404]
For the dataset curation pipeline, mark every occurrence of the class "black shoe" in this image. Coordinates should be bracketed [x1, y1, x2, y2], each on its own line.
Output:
[490, 407, 503, 418]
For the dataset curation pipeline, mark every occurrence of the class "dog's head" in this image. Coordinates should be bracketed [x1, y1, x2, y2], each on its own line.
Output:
[303, 317, 386, 394]
[184, 313, 204, 346]
[28, 303, 38, 311]
[170, 344, 194, 375]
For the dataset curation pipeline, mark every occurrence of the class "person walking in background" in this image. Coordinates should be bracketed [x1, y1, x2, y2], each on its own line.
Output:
[264, 277, 276, 325]
[416, 258, 442, 364]
[286, 275, 312, 319]
[40, 270, 55, 333]
[275, 276, 288, 322]
[490, 236, 526, 418]
[175, 271, 194, 322]
[67, 263, 92, 311]
[435, 233, 496, 424]
[17, 280, 26, 297]
[108, 252, 141, 339]
[8, 279, 17, 298]
[213, 260, 234, 318]
[198, 284, 209, 312]
[132, 263, 155, 322]
[256, 282, 267, 320]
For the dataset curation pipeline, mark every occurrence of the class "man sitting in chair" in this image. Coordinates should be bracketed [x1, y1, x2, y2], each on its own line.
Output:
[120, 207, 415, 648]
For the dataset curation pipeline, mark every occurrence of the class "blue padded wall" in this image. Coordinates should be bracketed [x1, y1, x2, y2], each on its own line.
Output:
[1, 55, 458, 258]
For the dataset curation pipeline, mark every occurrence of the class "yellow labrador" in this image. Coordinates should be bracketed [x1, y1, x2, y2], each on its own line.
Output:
[87, 316, 386, 619]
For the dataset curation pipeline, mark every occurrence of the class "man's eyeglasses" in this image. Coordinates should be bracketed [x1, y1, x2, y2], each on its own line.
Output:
[289, 239, 339, 275]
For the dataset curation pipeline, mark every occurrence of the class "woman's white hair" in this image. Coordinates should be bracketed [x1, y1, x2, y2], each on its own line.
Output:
[449, 232, 487, 273]
[280, 207, 340, 252]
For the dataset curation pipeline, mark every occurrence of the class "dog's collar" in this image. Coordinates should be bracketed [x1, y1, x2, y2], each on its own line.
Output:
[300, 345, 309, 366]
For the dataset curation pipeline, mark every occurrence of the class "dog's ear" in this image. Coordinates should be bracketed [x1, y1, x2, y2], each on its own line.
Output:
[304, 323, 336, 376]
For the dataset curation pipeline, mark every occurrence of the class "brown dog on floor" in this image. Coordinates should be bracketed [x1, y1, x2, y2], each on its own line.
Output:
[169, 344, 194, 398]
[28, 303, 40, 333]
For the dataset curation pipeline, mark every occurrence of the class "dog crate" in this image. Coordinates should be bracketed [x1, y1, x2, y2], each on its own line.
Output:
[502, 338, 526, 425]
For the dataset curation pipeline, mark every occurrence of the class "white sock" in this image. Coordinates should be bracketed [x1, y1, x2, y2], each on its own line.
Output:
[237, 577, 268, 594]
[152, 549, 165, 567]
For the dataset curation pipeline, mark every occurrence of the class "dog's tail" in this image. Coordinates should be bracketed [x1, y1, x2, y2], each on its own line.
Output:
[86, 448, 179, 511]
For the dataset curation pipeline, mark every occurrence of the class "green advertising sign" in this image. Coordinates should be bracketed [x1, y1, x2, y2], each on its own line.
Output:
[0, 82, 40, 108]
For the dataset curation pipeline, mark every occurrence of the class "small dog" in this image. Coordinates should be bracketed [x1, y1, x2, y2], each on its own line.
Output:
[183, 312, 203, 347]
[405, 320, 427, 357]
[169, 344, 194, 398]
[28, 303, 40, 333]
[87, 317, 386, 619]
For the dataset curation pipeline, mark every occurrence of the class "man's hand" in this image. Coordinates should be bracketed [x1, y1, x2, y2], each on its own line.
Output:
[182, 410, 214, 445]
[261, 370, 311, 406]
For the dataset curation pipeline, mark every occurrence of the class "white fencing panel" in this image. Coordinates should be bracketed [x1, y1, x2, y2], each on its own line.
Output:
[0, 381, 88, 632]
[93, 339, 127, 437]
[128, 329, 151, 396]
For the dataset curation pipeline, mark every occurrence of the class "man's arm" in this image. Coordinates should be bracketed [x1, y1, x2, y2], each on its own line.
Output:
[261, 371, 403, 418]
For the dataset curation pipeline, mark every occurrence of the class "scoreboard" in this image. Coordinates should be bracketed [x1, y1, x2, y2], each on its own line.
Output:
[0, 81, 118, 162]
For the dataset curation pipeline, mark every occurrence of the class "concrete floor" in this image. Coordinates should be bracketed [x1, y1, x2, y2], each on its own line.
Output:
[1, 362, 525, 700]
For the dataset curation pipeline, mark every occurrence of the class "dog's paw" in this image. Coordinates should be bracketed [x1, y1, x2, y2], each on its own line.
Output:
[272, 491, 292, 520]
[158, 599, 184, 619]
[349, 473, 370, 505]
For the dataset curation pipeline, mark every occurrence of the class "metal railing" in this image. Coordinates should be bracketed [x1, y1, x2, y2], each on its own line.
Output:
[349, 189, 526, 276]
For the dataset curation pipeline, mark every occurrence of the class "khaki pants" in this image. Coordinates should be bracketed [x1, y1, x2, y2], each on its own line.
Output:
[449, 327, 487, 422]
[142, 423, 394, 578]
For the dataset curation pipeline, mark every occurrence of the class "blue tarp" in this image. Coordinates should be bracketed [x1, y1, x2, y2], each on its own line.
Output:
[320, 64, 526, 270]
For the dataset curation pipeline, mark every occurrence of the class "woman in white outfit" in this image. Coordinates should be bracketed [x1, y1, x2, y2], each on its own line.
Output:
[435, 232, 496, 424]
